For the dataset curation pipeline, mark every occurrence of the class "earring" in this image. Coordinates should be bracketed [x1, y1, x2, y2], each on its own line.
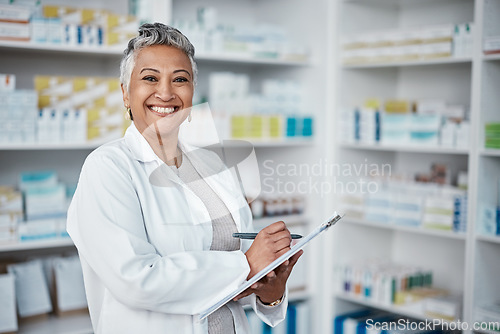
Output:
[125, 106, 131, 120]
[188, 111, 192, 122]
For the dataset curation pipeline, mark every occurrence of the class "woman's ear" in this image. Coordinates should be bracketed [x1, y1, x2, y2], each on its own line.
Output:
[121, 83, 130, 107]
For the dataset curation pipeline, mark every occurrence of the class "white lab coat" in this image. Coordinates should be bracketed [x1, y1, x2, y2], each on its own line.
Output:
[67, 123, 287, 334]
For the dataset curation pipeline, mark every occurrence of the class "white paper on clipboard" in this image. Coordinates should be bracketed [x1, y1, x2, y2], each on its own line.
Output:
[198, 212, 344, 321]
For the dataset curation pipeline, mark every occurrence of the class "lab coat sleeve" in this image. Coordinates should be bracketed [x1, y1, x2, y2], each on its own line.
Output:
[67, 150, 251, 315]
[237, 289, 288, 327]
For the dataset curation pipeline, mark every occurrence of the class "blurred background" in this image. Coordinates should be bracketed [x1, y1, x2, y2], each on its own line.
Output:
[0, 0, 499, 333]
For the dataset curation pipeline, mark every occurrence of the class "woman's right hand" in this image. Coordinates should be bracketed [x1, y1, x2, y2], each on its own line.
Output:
[244, 221, 292, 279]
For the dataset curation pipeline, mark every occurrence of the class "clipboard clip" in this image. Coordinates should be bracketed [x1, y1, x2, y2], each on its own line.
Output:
[324, 212, 344, 228]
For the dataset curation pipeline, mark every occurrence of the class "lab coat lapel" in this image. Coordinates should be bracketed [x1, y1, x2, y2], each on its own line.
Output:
[181, 142, 243, 232]
[125, 123, 212, 224]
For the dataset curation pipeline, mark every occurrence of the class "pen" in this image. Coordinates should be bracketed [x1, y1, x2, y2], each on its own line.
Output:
[232, 233, 303, 240]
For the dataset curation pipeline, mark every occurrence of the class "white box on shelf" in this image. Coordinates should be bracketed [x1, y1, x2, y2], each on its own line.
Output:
[0, 273, 18, 333]
[7, 260, 53, 318]
[24, 184, 66, 221]
[0, 4, 31, 23]
[37, 108, 62, 143]
[18, 218, 65, 242]
[420, 42, 453, 59]
[52, 256, 88, 314]
[484, 36, 500, 55]
[477, 203, 497, 236]
[456, 121, 470, 148]
[0, 226, 17, 244]
[424, 294, 462, 320]
[31, 17, 48, 43]
[0, 21, 30, 40]
[440, 121, 457, 147]
[0, 74, 15, 91]
[474, 303, 500, 330]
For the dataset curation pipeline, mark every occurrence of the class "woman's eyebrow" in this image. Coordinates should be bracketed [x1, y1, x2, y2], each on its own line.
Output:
[173, 69, 192, 77]
[140, 67, 160, 74]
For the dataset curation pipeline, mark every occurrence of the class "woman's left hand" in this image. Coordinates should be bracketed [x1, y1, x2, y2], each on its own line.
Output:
[233, 250, 303, 303]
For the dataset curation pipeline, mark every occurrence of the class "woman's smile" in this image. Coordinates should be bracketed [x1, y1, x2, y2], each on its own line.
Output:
[148, 105, 180, 116]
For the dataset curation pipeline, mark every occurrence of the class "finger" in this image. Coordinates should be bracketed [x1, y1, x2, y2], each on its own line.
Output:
[275, 251, 303, 275]
[266, 270, 276, 278]
[273, 238, 292, 253]
[233, 289, 254, 301]
[263, 221, 286, 234]
[289, 250, 303, 265]
[284, 251, 304, 274]
[272, 230, 292, 243]
[274, 261, 290, 275]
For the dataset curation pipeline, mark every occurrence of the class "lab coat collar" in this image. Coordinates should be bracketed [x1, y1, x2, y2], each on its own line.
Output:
[124, 122, 159, 163]
[124, 122, 226, 179]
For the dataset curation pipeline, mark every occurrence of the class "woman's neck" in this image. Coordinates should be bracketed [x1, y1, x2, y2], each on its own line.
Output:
[145, 128, 182, 167]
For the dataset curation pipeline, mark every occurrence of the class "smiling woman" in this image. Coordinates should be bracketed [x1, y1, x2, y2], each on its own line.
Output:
[121, 44, 194, 167]
[66, 22, 302, 334]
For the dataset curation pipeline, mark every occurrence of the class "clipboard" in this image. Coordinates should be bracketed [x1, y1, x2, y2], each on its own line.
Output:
[198, 212, 344, 320]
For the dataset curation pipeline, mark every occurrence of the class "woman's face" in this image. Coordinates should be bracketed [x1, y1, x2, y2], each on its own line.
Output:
[122, 44, 194, 136]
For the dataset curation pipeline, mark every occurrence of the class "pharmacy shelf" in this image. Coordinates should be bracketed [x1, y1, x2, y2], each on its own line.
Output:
[335, 293, 454, 323]
[342, 57, 473, 69]
[0, 142, 110, 150]
[479, 149, 500, 157]
[0, 40, 309, 66]
[0, 40, 124, 56]
[288, 289, 311, 301]
[0, 238, 74, 252]
[474, 328, 500, 334]
[0, 138, 314, 150]
[18, 312, 92, 334]
[339, 142, 470, 155]
[253, 214, 309, 227]
[195, 52, 309, 66]
[476, 234, 500, 244]
[345, 218, 467, 240]
[483, 53, 500, 61]
[225, 138, 315, 147]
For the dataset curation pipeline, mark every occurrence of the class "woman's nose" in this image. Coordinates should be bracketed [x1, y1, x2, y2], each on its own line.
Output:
[155, 82, 175, 101]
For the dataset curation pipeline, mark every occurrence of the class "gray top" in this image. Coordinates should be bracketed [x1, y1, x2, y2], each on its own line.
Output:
[173, 153, 240, 334]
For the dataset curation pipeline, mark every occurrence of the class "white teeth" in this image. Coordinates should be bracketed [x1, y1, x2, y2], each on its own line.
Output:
[151, 106, 175, 114]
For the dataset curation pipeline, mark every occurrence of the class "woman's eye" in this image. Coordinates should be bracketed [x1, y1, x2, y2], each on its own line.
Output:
[174, 77, 188, 83]
[143, 76, 157, 82]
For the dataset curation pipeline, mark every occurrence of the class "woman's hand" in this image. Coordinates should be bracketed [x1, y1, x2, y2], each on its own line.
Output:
[243, 221, 292, 279]
[233, 250, 303, 303]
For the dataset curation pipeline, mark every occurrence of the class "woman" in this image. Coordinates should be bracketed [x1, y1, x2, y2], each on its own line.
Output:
[67, 23, 302, 334]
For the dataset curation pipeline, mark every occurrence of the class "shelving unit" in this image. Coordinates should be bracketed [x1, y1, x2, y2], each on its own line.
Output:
[323, 0, 498, 333]
[345, 218, 467, 241]
[17, 313, 92, 334]
[0, 41, 310, 66]
[339, 142, 470, 155]
[480, 149, 500, 156]
[476, 234, 500, 244]
[0, 238, 74, 252]
[483, 54, 500, 61]
[335, 294, 455, 324]
[343, 57, 473, 69]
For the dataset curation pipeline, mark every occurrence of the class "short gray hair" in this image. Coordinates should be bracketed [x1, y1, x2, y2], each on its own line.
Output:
[120, 22, 197, 90]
